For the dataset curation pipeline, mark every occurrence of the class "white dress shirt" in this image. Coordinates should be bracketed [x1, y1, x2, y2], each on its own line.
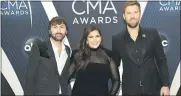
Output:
[51, 40, 68, 94]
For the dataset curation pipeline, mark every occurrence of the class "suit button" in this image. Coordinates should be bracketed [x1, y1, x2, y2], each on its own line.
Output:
[138, 66, 140, 68]
[137, 58, 140, 62]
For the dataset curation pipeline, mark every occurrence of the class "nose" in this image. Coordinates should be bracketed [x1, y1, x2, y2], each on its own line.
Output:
[57, 28, 61, 33]
[130, 13, 135, 18]
[93, 37, 98, 42]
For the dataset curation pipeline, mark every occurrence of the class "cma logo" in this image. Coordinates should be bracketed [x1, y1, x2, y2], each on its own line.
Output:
[72, 0, 117, 15]
[1, 0, 33, 27]
[159, 0, 180, 6]
[1, 0, 29, 10]
[159, 33, 168, 47]
[24, 38, 42, 56]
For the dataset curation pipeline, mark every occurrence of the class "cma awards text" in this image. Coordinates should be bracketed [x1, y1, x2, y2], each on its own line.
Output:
[72, 0, 118, 24]
[0, 1, 30, 16]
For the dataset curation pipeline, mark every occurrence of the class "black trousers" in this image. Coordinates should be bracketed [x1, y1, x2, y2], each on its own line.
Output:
[59, 94, 70, 96]
[123, 93, 160, 96]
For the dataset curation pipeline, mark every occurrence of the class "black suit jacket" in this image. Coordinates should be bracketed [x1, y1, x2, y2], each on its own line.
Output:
[112, 27, 169, 95]
[24, 40, 71, 95]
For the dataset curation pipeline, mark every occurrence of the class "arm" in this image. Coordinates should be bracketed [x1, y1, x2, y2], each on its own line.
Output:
[67, 62, 76, 83]
[109, 58, 121, 96]
[153, 30, 169, 86]
[24, 44, 40, 95]
[67, 51, 78, 83]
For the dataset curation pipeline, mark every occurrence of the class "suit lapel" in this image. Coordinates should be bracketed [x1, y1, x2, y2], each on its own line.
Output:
[44, 41, 59, 76]
[60, 45, 70, 76]
[126, 44, 140, 65]
[120, 28, 139, 65]
[141, 43, 146, 64]
[140, 28, 147, 65]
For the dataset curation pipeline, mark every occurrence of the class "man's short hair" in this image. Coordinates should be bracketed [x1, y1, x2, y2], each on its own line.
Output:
[48, 16, 68, 30]
[123, 1, 141, 13]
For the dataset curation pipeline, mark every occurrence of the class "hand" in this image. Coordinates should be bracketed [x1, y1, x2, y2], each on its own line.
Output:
[160, 86, 170, 96]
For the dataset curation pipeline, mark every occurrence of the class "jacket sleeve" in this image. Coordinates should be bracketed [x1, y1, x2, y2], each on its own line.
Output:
[112, 36, 121, 67]
[24, 44, 40, 95]
[153, 30, 169, 86]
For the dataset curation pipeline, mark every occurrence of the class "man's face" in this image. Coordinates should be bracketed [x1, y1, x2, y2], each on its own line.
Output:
[123, 5, 141, 28]
[50, 23, 67, 41]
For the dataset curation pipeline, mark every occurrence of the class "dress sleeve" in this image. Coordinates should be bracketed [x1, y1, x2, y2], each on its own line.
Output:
[109, 58, 121, 96]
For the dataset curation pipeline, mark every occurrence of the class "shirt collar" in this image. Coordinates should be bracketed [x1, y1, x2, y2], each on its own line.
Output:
[125, 26, 143, 40]
[50, 39, 66, 51]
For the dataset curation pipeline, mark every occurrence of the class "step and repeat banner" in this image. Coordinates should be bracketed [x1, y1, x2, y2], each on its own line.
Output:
[1, 0, 180, 95]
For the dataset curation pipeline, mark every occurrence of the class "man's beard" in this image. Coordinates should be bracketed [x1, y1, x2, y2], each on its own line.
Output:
[126, 19, 139, 28]
[51, 33, 65, 41]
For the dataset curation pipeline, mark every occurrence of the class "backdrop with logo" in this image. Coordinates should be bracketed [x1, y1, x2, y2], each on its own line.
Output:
[1, 1, 180, 95]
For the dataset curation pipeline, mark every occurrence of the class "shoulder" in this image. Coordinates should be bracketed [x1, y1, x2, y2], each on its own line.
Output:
[64, 44, 71, 56]
[112, 27, 128, 44]
[103, 48, 117, 59]
[38, 41, 49, 52]
[141, 27, 159, 39]
[70, 49, 79, 60]
[104, 48, 113, 55]
[29, 40, 44, 57]
[103, 48, 121, 67]
[31, 40, 45, 52]
[142, 27, 158, 35]
[72, 49, 79, 56]
[38, 41, 47, 50]
[35, 40, 49, 57]
[112, 31, 125, 40]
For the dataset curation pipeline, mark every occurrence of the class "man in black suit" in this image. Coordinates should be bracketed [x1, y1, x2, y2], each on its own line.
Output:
[24, 16, 71, 95]
[112, 1, 170, 96]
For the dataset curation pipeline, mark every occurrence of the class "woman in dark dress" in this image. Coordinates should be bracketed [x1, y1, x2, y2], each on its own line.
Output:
[68, 25, 120, 96]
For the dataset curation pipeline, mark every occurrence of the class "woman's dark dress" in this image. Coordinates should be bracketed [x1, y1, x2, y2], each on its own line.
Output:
[68, 48, 120, 96]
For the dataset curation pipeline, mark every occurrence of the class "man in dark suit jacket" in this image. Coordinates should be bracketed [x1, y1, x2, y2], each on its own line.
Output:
[24, 16, 71, 95]
[112, 1, 170, 96]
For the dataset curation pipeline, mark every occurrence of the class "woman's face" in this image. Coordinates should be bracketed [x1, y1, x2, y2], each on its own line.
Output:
[87, 30, 102, 49]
